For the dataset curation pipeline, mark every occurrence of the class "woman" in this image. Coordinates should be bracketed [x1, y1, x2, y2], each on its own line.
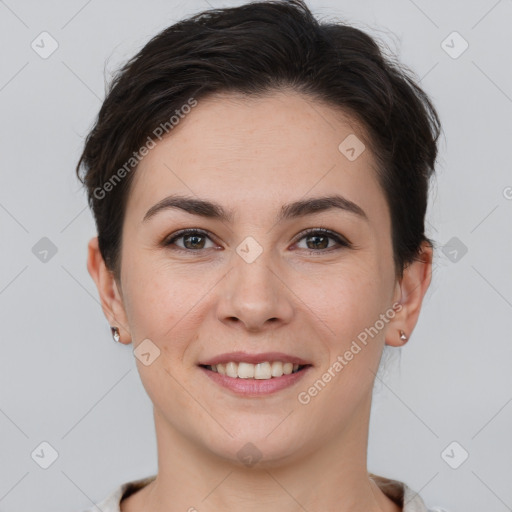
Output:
[76, 0, 445, 510]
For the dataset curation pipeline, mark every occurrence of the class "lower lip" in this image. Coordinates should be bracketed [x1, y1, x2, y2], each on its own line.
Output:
[199, 365, 312, 396]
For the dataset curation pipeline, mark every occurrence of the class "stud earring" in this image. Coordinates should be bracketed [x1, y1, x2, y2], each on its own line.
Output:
[111, 326, 121, 343]
[399, 329, 407, 341]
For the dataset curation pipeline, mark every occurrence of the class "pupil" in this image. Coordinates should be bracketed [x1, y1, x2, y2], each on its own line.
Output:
[185, 235, 204, 249]
[307, 235, 328, 250]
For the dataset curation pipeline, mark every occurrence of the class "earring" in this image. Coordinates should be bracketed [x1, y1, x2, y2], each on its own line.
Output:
[111, 326, 121, 343]
[399, 329, 407, 341]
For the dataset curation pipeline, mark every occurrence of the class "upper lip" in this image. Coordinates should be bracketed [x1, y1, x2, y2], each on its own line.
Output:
[198, 351, 312, 366]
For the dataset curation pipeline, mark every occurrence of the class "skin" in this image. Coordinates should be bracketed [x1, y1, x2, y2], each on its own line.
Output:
[88, 90, 432, 512]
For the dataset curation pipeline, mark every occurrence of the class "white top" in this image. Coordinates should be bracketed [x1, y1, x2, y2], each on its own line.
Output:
[79, 473, 448, 511]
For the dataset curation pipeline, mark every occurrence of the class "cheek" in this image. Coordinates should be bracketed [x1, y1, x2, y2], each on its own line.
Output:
[121, 254, 211, 365]
[300, 260, 391, 341]
[298, 261, 393, 402]
[120, 254, 181, 338]
[300, 272, 390, 407]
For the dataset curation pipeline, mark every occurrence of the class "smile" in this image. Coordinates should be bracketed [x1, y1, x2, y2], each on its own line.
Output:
[198, 362, 312, 396]
[200, 361, 307, 379]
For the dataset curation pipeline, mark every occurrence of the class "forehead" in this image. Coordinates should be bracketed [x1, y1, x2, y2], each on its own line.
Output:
[125, 90, 387, 224]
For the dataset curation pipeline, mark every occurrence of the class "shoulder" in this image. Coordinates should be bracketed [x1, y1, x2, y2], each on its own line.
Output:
[369, 472, 450, 512]
[78, 475, 157, 512]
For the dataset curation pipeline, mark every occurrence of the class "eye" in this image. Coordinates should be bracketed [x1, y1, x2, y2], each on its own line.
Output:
[163, 227, 352, 253]
[294, 228, 351, 252]
[164, 229, 218, 251]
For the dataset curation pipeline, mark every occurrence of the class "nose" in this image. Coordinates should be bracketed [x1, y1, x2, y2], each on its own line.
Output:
[215, 248, 294, 333]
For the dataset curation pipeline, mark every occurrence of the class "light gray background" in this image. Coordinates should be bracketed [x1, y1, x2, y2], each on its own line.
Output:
[1, 1, 511, 511]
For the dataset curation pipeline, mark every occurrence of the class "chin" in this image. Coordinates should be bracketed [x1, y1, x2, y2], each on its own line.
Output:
[203, 428, 309, 470]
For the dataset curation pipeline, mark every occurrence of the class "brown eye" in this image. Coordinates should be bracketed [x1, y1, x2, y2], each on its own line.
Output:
[182, 234, 206, 249]
[295, 229, 351, 252]
[305, 233, 329, 250]
[164, 229, 216, 251]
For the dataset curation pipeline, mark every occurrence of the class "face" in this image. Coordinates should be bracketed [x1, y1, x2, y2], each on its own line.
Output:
[91, 90, 428, 467]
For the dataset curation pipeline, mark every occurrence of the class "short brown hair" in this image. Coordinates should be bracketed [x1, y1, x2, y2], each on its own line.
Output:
[76, 0, 441, 279]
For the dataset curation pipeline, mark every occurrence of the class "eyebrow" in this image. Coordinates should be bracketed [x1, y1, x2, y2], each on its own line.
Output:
[142, 193, 368, 223]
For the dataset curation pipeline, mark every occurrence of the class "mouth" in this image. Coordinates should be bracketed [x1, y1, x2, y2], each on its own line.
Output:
[197, 357, 313, 396]
[199, 361, 311, 380]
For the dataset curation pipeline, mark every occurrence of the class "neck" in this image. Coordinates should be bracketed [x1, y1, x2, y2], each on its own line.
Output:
[123, 394, 400, 512]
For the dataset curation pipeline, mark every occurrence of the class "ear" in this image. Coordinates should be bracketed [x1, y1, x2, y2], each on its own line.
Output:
[87, 237, 131, 344]
[386, 241, 433, 347]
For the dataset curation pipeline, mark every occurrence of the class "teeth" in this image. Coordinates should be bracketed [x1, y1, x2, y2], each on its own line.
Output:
[271, 361, 284, 377]
[225, 362, 238, 378]
[207, 361, 303, 379]
[254, 362, 271, 379]
[238, 362, 255, 379]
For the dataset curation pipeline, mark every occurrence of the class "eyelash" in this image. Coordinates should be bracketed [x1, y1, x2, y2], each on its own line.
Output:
[163, 228, 352, 254]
